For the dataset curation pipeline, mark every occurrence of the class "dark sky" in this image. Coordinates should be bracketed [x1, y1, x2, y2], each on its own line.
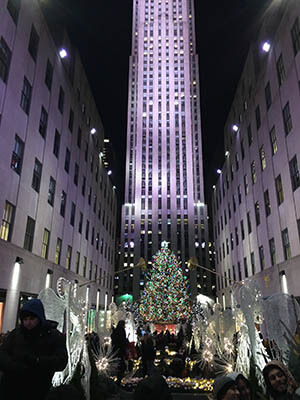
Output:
[47, 0, 271, 203]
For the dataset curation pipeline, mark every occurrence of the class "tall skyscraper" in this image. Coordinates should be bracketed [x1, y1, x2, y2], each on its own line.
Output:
[117, 0, 210, 300]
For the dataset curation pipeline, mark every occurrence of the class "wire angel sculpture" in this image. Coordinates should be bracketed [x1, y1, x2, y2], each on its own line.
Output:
[38, 278, 91, 398]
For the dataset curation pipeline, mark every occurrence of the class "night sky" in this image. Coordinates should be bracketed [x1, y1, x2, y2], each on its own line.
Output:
[46, 0, 271, 203]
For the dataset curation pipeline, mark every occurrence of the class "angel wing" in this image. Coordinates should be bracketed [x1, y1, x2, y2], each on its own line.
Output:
[38, 288, 66, 332]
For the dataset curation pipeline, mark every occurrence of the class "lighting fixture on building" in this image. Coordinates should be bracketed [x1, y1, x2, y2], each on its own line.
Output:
[15, 256, 24, 264]
[107, 170, 112, 176]
[90, 128, 96, 135]
[232, 124, 239, 132]
[262, 41, 271, 53]
[59, 48, 68, 59]
[217, 169, 222, 174]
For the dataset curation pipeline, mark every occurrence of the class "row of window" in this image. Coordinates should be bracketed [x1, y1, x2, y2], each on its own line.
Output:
[215, 158, 299, 242]
[0, 200, 114, 272]
[217, 223, 300, 291]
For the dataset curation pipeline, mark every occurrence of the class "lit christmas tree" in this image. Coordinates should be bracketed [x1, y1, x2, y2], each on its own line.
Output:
[139, 243, 191, 323]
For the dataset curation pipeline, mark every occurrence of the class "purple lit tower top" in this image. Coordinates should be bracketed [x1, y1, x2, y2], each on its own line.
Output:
[117, 0, 210, 300]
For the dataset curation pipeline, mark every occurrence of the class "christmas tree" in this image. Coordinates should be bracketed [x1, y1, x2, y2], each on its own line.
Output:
[139, 243, 191, 323]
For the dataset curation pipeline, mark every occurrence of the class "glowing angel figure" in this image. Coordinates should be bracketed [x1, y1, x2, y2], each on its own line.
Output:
[38, 277, 89, 398]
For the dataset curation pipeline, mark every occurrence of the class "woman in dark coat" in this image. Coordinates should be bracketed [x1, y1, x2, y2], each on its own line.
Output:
[111, 320, 128, 382]
[0, 298, 68, 400]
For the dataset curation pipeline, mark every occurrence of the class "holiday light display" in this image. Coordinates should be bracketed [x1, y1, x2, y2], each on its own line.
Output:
[139, 247, 191, 322]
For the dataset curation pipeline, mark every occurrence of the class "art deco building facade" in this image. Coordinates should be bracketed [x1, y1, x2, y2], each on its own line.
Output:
[117, 0, 210, 300]
[212, 0, 300, 306]
[0, 0, 117, 331]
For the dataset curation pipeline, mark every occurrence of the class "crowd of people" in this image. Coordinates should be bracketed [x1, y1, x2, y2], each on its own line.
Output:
[1, 306, 300, 400]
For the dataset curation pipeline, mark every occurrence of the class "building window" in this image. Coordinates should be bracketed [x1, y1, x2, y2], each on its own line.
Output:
[77, 127, 82, 148]
[289, 155, 300, 191]
[240, 220, 245, 240]
[259, 245, 265, 270]
[82, 176, 86, 196]
[20, 77, 32, 115]
[247, 124, 253, 146]
[24, 216, 35, 251]
[265, 81, 272, 110]
[41, 228, 50, 259]
[250, 252, 255, 275]
[58, 86, 65, 113]
[74, 163, 79, 186]
[0, 201, 15, 241]
[260, 146, 266, 170]
[269, 126, 278, 155]
[83, 256, 87, 277]
[7, 0, 21, 24]
[255, 201, 260, 225]
[244, 257, 248, 278]
[275, 175, 284, 205]
[48, 176, 56, 206]
[0, 37, 12, 83]
[32, 158, 42, 193]
[45, 59, 53, 90]
[255, 105, 261, 130]
[70, 202, 76, 227]
[66, 246, 72, 270]
[85, 220, 89, 240]
[53, 130, 60, 158]
[276, 54, 285, 86]
[264, 190, 271, 217]
[60, 191, 66, 217]
[247, 211, 252, 234]
[28, 24, 39, 61]
[11, 134, 24, 174]
[291, 17, 300, 55]
[79, 212, 83, 234]
[238, 185, 242, 204]
[269, 238, 276, 266]
[39, 106, 48, 138]
[64, 148, 70, 173]
[55, 238, 62, 265]
[283, 102, 292, 135]
[244, 174, 248, 195]
[251, 161, 256, 184]
[281, 228, 291, 260]
[75, 251, 80, 274]
[68, 108, 74, 132]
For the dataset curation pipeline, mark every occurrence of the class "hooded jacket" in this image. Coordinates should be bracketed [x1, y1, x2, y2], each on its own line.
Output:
[263, 360, 300, 400]
[0, 299, 68, 400]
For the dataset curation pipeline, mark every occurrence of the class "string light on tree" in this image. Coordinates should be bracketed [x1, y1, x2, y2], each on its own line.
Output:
[139, 245, 191, 323]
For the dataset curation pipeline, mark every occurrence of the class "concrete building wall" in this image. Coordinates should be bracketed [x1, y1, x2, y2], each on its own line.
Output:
[212, 0, 300, 306]
[0, 0, 117, 331]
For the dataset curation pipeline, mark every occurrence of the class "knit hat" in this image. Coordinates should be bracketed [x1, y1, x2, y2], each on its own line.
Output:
[213, 376, 236, 400]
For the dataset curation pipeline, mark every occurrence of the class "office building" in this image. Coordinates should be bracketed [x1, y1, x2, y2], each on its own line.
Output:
[212, 0, 300, 306]
[0, 0, 117, 331]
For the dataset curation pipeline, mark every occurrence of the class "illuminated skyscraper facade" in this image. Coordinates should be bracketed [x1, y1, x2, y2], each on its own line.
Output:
[117, 0, 210, 300]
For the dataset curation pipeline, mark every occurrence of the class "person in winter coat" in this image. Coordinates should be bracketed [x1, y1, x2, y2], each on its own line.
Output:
[141, 332, 156, 376]
[263, 360, 300, 400]
[213, 375, 240, 400]
[227, 372, 252, 400]
[134, 367, 172, 400]
[0, 298, 68, 400]
[111, 320, 128, 382]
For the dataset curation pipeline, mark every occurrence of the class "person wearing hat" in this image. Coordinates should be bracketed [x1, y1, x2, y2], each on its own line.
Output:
[263, 360, 300, 400]
[0, 298, 68, 400]
[213, 375, 241, 400]
[227, 372, 252, 400]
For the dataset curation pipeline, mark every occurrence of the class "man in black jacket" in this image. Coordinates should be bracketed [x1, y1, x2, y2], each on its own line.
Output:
[0, 298, 68, 400]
